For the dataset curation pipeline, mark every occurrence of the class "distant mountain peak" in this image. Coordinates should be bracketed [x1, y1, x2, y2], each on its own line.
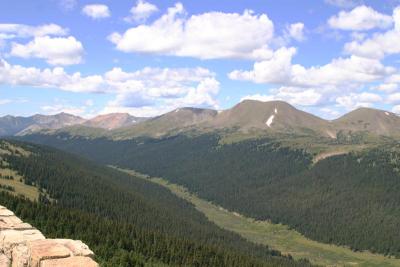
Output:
[238, 99, 294, 108]
[0, 112, 85, 137]
[0, 112, 145, 136]
[211, 99, 328, 136]
[332, 106, 400, 136]
[84, 113, 147, 130]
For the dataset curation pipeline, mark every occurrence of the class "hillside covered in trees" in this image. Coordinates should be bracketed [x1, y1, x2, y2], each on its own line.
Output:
[0, 139, 312, 267]
[19, 133, 400, 258]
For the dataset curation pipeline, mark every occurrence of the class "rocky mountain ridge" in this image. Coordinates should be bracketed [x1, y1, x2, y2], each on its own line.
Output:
[3, 100, 400, 139]
[0, 112, 146, 136]
[108, 100, 400, 139]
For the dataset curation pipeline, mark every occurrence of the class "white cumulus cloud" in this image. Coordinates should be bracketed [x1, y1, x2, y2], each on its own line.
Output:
[229, 47, 296, 84]
[229, 49, 393, 88]
[103, 67, 220, 114]
[242, 87, 323, 107]
[0, 23, 84, 66]
[110, 3, 275, 60]
[82, 4, 111, 19]
[10, 36, 84, 65]
[0, 24, 68, 39]
[125, 0, 159, 23]
[328, 5, 393, 31]
[344, 7, 400, 59]
[336, 92, 382, 110]
[0, 59, 104, 92]
[0, 59, 220, 117]
[286, 23, 305, 41]
[373, 74, 400, 92]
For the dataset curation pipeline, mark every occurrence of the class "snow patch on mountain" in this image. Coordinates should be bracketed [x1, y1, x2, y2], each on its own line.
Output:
[266, 115, 275, 127]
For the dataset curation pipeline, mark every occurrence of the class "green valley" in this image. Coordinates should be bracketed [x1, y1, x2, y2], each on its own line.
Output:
[0, 139, 312, 267]
[119, 169, 400, 267]
[18, 131, 400, 261]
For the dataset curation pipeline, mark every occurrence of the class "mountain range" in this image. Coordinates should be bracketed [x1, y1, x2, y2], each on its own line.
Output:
[3, 100, 400, 140]
[0, 112, 146, 136]
[11, 99, 400, 266]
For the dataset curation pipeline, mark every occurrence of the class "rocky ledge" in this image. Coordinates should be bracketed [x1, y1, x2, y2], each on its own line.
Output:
[0, 205, 98, 267]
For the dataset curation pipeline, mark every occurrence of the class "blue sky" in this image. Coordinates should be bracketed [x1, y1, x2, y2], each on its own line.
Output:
[1, 0, 400, 118]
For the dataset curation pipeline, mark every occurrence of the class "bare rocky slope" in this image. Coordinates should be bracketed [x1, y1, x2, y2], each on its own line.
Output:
[83, 113, 147, 130]
[0, 113, 147, 136]
[111, 107, 218, 138]
[210, 100, 331, 136]
[331, 107, 400, 137]
[0, 205, 98, 267]
[0, 113, 85, 137]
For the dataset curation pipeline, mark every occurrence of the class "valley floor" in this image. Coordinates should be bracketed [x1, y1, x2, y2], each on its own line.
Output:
[118, 168, 400, 267]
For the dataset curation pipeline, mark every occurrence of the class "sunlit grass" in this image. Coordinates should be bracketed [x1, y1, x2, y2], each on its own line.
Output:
[0, 168, 39, 201]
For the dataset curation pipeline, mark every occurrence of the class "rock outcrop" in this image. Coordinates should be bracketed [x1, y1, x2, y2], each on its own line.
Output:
[0, 205, 98, 267]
